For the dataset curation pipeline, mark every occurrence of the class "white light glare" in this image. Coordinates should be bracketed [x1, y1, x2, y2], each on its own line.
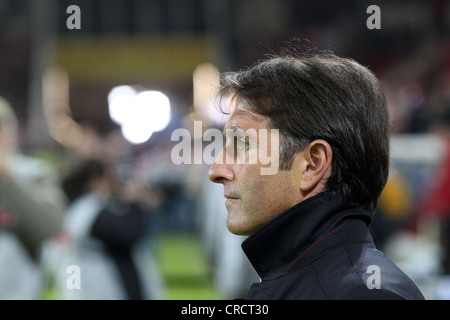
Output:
[121, 121, 153, 145]
[134, 91, 171, 132]
[108, 85, 136, 125]
[107, 86, 171, 144]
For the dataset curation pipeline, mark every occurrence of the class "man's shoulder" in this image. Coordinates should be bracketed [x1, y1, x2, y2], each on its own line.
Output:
[311, 241, 425, 300]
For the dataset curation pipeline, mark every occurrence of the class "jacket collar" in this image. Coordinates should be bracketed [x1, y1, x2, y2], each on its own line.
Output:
[241, 191, 372, 280]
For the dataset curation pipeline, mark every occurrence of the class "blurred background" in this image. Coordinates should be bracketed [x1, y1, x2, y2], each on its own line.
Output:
[0, 0, 449, 300]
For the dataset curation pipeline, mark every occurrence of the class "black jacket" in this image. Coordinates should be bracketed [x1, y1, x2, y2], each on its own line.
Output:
[241, 192, 425, 300]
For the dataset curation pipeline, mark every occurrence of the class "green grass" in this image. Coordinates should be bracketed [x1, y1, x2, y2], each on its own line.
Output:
[42, 232, 223, 300]
[156, 233, 224, 300]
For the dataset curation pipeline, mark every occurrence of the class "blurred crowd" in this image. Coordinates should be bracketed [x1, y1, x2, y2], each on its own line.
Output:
[0, 96, 169, 299]
[363, 36, 450, 299]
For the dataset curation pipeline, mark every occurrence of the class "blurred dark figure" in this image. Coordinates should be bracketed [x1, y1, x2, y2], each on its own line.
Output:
[419, 104, 450, 298]
[0, 96, 66, 299]
[370, 172, 414, 252]
[52, 158, 163, 299]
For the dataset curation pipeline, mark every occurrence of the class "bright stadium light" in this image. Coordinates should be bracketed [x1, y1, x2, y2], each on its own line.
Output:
[108, 85, 136, 125]
[134, 91, 171, 132]
[107, 87, 171, 144]
[121, 121, 154, 145]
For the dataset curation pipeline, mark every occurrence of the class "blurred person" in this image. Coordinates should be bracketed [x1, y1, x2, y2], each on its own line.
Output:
[0, 96, 66, 299]
[208, 52, 424, 299]
[370, 171, 414, 252]
[52, 158, 163, 299]
[419, 105, 450, 299]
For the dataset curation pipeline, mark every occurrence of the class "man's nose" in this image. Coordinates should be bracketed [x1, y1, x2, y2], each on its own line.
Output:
[208, 149, 234, 184]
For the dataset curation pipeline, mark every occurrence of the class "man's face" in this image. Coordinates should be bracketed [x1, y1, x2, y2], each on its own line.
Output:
[208, 105, 303, 236]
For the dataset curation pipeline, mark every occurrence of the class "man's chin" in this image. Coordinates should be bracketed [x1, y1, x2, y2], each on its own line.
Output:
[226, 215, 254, 236]
[226, 225, 252, 236]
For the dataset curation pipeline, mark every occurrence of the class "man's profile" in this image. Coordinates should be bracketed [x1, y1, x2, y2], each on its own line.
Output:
[208, 51, 425, 300]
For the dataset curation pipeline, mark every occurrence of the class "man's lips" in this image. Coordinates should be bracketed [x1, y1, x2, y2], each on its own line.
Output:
[224, 194, 239, 200]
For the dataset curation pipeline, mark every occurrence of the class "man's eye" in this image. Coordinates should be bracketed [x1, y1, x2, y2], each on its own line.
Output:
[234, 136, 249, 149]
[240, 138, 250, 148]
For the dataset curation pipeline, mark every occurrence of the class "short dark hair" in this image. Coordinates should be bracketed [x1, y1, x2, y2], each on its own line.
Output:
[62, 159, 108, 203]
[218, 52, 390, 211]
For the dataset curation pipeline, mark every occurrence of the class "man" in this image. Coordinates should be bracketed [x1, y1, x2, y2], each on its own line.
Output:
[0, 96, 66, 298]
[208, 52, 425, 299]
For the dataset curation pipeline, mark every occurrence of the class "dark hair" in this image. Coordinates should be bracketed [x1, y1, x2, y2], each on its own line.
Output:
[62, 159, 108, 203]
[218, 52, 390, 210]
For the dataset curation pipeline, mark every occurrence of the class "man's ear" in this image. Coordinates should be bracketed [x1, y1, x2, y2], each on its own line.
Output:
[299, 139, 333, 194]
